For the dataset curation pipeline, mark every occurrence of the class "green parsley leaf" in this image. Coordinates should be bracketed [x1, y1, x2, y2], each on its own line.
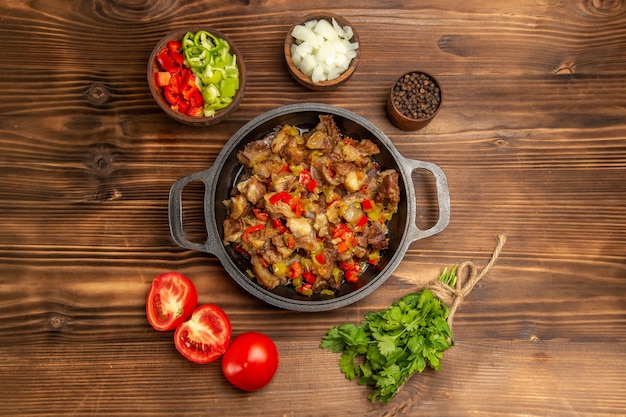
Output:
[339, 350, 360, 380]
[320, 267, 460, 404]
[377, 335, 397, 356]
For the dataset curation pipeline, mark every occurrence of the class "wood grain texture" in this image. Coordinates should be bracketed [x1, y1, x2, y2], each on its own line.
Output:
[1, 0, 625, 416]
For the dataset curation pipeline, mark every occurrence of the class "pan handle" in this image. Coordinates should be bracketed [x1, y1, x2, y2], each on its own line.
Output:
[168, 167, 219, 255]
[401, 157, 451, 242]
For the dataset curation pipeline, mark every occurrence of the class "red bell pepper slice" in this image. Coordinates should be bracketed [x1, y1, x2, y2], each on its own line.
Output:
[297, 282, 313, 296]
[154, 71, 171, 88]
[186, 105, 203, 117]
[303, 271, 316, 284]
[189, 90, 203, 108]
[253, 209, 269, 222]
[235, 245, 250, 258]
[167, 40, 182, 53]
[337, 241, 350, 254]
[289, 261, 302, 279]
[299, 169, 311, 184]
[306, 179, 318, 192]
[156, 49, 176, 72]
[339, 261, 361, 283]
[163, 88, 178, 105]
[285, 234, 295, 249]
[269, 191, 292, 205]
[276, 163, 290, 174]
[154, 45, 206, 118]
[361, 199, 374, 211]
[332, 223, 352, 240]
[345, 269, 359, 283]
[290, 195, 303, 217]
[242, 224, 265, 242]
[299, 169, 318, 192]
[167, 71, 182, 95]
[356, 214, 368, 227]
[271, 218, 287, 234]
[171, 100, 189, 114]
[170, 50, 184, 67]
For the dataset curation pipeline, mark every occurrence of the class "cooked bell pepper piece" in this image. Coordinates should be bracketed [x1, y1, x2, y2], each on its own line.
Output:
[269, 191, 292, 205]
[271, 218, 287, 234]
[242, 224, 265, 242]
[356, 214, 368, 227]
[272, 262, 288, 277]
[303, 271, 316, 284]
[235, 245, 250, 258]
[337, 241, 350, 254]
[253, 208, 269, 222]
[368, 251, 381, 265]
[297, 282, 313, 296]
[285, 233, 295, 249]
[339, 261, 361, 283]
[361, 199, 374, 211]
[289, 261, 302, 279]
[299, 169, 311, 185]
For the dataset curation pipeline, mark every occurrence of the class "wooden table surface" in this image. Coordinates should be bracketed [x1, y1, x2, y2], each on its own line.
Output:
[1, 1, 625, 416]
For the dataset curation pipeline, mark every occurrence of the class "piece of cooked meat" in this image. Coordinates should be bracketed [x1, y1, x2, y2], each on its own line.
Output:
[251, 256, 282, 289]
[375, 170, 400, 208]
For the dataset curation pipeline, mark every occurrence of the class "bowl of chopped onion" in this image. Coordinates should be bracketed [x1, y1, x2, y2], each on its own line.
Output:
[284, 13, 360, 91]
[148, 26, 246, 126]
[169, 103, 451, 311]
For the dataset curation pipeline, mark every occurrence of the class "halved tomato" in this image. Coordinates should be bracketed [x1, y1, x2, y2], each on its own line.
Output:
[146, 272, 198, 332]
[174, 304, 232, 364]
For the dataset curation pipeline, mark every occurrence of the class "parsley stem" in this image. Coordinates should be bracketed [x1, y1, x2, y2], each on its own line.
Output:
[438, 264, 458, 287]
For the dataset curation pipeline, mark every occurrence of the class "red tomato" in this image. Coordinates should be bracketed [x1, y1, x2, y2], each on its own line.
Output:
[222, 332, 279, 391]
[146, 272, 198, 332]
[174, 304, 232, 364]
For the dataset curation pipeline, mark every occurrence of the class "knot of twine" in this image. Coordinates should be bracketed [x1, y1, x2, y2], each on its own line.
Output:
[426, 234, 507, 328]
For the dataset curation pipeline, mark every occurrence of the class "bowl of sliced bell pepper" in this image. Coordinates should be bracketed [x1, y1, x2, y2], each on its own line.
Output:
[148, 26, 246, 126]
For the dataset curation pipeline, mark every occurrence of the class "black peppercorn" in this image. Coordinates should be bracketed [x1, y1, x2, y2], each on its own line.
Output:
[391, 72, 441, 120]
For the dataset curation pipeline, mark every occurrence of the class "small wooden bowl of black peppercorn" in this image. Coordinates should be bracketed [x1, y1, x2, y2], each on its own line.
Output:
[387, 71, 442, 131]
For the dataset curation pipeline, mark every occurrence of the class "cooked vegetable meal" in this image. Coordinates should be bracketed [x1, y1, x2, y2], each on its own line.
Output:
[222, 115, 400, 296]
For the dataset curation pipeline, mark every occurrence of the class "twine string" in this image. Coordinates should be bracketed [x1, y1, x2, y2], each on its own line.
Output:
[426, 234, 507, 327]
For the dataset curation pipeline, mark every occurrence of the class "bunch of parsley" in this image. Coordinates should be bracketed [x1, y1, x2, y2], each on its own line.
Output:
[320, 267, 457, 403]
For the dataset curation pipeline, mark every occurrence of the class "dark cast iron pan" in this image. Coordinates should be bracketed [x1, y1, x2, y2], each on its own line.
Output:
[169, 103, 450, 311]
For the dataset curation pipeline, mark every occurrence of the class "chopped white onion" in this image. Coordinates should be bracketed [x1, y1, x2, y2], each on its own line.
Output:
[331, 18, 347, 39]
[290, 18, 358, 84]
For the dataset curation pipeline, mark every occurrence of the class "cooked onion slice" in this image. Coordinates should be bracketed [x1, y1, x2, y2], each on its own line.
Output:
[290, 18, 359, 83]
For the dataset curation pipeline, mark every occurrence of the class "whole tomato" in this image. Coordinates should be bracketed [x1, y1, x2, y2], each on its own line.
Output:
[146, 272, 198, 331]
[221, 332, 279, 391]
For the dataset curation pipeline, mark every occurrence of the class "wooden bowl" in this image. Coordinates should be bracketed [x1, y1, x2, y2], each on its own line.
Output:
[148, 26, 246, 126]
[284, 13, 360, 91]
[386, 71, 442, 131]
